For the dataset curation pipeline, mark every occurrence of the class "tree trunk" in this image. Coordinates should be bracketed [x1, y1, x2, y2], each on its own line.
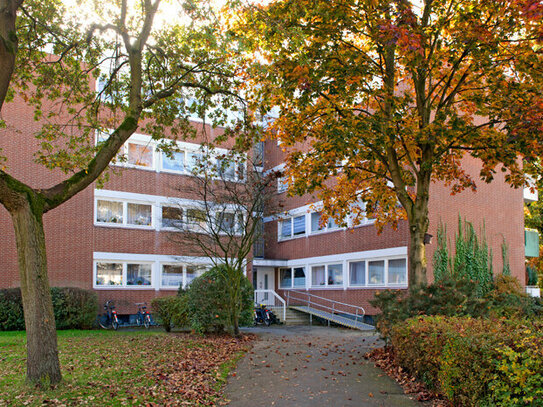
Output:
[11, 200, 61, 386]
[408, 222, 428, 287]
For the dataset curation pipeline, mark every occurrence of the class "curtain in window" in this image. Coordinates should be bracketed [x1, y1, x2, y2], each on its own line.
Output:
[368, 260, 385, 285]
[328, 264, 343, 285]
[312, 265, 325, 286]
[96, 262, 122, 286]
[162, 265, 183, 287]
[349, 261, 366, 286]
[388, 259, 407, 284]
[127, 203, 152, 226]
[97, 200, 123, 223]
[127, 264, 152, 285]
[281, 218, 292, 238]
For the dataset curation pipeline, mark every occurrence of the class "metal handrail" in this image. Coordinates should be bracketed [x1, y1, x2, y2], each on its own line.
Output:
[286, 289, 365, 323]
[254, 289, 286, 322]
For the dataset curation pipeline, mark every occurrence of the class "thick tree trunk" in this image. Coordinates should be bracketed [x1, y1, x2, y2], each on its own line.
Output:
[408, 222, 428, 287]
[11, 201, 61, 386]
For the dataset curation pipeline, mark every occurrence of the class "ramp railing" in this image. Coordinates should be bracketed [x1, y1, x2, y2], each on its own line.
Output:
[285, 290, 365, 323]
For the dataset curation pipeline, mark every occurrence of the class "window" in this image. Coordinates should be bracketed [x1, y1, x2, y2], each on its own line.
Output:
[368, 260, 385, 285]
[279, 268, 292, 288]
[311, 264, 343, 287]
[327, 264, 343, 286]
[293, 267, 306, 287]
[127, 263, 152, 285]
[216, 211, 236, 233]
[186, 265, 206, 286]
[162, 151, 185, 172]
[311, 265, 326, 286]
[96, 199, 153, 228]
[277, 176, 288, 193]
[127, 203, 152, 226]
[97, 200, 123, 224]
[217, 158, 236, 180]
[279, 267, 306, 288]
[127, 142, 153, 167]
[187, 209, 207, 230]
[310, 211, 340, 233]
[280, 218, 292, 239]
[349, 261, 366, 286]
[162, 265, 184, 287]
[96, 262, 122, 286]
[388, 259, 407, 285]
[311, 212, 324, 232]
[162, 206, 183, 228]
[186, 151, 203, 172]
[293, 215, 305, 235]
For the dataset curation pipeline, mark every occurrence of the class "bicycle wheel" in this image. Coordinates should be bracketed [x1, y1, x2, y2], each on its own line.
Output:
[98, 314, 110, 329]
[144, 314, 150, 329]
[112, 319, 119, 330]
[136, 313, 142, 326]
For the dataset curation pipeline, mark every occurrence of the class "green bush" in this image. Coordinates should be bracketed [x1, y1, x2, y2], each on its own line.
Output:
[151, 295, 188, 332]
[371, 277, 486, 339]
[186, 265, 253, 334]
[0, 287, 98, 331]
[372, 276, 542, 340]
[391, 316, 543, 407]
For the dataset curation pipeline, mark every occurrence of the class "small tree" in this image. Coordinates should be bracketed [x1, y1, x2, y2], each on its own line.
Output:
[168, 149, 275, 336]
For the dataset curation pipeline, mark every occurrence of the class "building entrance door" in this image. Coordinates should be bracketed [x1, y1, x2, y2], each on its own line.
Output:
[254, 267, 275, 305]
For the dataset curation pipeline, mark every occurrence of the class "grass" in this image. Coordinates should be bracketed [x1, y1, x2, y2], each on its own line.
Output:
[0, 329, 253, 406]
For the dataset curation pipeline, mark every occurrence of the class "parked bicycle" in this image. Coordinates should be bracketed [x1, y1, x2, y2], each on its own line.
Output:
[98, 300, 119, 330]
[135, 302, 151, 329]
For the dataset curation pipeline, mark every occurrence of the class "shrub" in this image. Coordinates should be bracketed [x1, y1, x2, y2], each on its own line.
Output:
[372, 275, 542, 340]
[0, 287, 98, 330]
[390, 316, 543, 406]
[186, 265, 253, 334]
[151, 295, 188, 332]
[371, 277, 486, 339]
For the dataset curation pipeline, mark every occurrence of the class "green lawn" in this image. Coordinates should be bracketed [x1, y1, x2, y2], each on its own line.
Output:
[0, 329, 253, 406]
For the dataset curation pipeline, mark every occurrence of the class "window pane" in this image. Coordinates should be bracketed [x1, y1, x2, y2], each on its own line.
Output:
[97, 200, 123, 224]
[187, 151, 203, 172]
[368, 260, 385, 285]
[327, 216, 339, 229]
[162, 265, 183, 287]
[388, 259, 407, 285]
[312, 265, 325, 286]
[349, 261, 366, 286]
[127, 143, 153, 167]
[162, 206, 183, 228]
[186, 265, 206, 286]
[293, 267, 306, 287]
[187, 209, 207, 230]
[96, 262, 122, 286]
[277, 176, 288, 193]
[217, 211, 235, 233]
[328, 264, 343, 285]
[127, 203, 152, 226]
[162, 151, 185, 172]
[218, 159, 236, 180]
[293, 215, 305, 235]
[280, 218, 292, 238]
[279, 268, 292, 288]
[311, 212, 323, 232]
[127, 263, 152, 286]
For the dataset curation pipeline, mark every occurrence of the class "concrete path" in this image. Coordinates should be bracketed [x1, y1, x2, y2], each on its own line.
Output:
[224, 325, 420, 407]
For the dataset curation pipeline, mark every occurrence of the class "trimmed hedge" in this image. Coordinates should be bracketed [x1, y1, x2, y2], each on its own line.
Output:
[151, 295, 188, 332]
[391, 316, 543, 406]
[0, 287, 98, 331]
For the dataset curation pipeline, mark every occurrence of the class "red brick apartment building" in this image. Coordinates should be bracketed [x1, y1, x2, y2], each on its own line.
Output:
[0, 92, 533, 319]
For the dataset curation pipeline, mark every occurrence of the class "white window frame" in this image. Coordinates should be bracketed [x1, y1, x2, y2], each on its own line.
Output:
[310, 263, 344, 288]
[94, 260, 155, 289]
[95, 198, 154, 230]
[279, 266, 307, 289]
[347, 257, 408, 288]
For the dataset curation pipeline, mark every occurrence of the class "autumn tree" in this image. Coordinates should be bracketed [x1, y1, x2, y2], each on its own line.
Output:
[168, 147, 275, 335]
[234, 0, 543, 287]
[0, 0, 246, 385]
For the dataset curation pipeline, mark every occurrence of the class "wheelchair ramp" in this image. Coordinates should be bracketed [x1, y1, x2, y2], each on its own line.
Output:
[290, 305, 375, 331]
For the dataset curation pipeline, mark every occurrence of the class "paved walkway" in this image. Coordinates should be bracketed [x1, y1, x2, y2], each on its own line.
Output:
[224, 325, 420, 407]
